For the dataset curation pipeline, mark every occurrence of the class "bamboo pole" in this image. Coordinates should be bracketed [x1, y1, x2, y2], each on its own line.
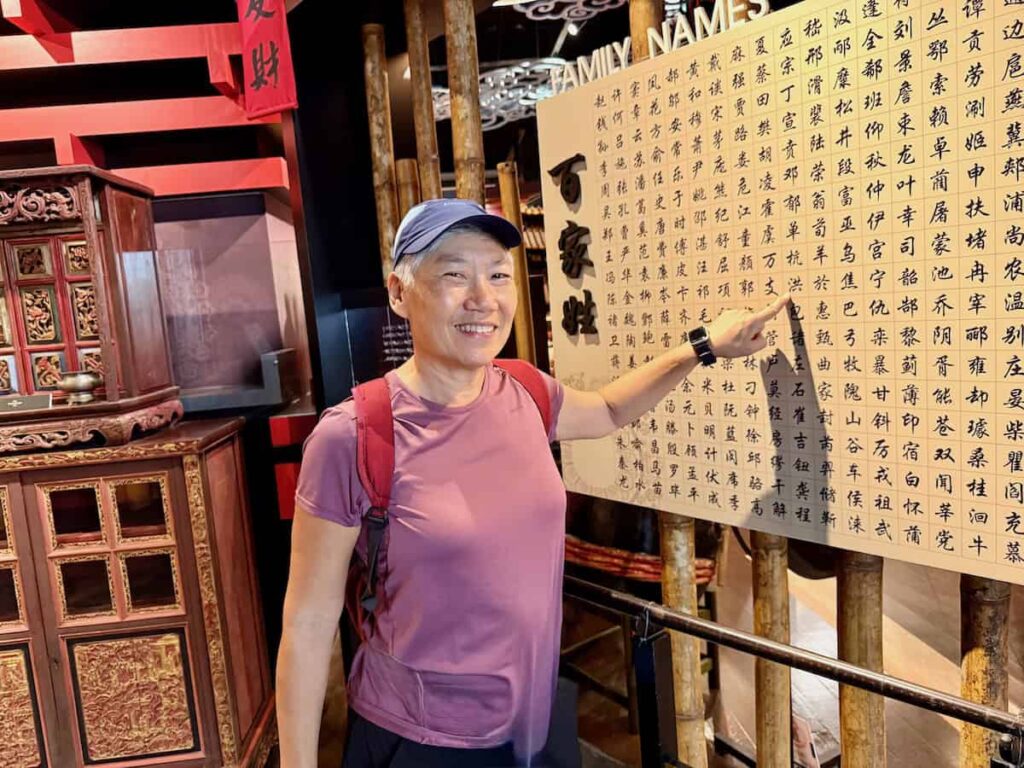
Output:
[960, 575, 1010, 768]
[362, 24, 399, 282]
[403, 0, 443, 200]
[838, 551, 886, 768]
[629, 0, 662, 63]
[751, 531, 791, 767]
[627, 0, 706, 762]
[660, 515, 708, 767]
[496, 161, 537, 365]
[443, 0, 485, 203]
[396, 158, 421, 220]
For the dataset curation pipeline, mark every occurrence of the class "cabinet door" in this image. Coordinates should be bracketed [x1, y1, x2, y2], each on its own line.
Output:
[21, 460, 208, 767]
[0, 479, 59, 767]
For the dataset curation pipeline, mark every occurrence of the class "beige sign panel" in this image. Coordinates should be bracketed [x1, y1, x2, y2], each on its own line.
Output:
[538, 0, 1024, 583]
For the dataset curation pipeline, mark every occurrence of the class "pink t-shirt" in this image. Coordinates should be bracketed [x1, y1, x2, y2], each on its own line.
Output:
[295, 364, 566, 762]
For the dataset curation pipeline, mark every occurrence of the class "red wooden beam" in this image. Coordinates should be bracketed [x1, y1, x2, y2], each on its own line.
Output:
[0, 96, 280, 162]
[114, 158, 289, 197]
[0, 23, 242, 70]
[0, 0, 73, 62]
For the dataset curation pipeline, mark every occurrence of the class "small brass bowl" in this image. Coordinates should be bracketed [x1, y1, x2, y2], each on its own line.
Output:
[58, 371, 103, 405]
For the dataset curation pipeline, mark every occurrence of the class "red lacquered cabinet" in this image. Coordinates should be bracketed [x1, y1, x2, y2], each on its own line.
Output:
[0, 166, 182, 454]
[0, 418, 276, 767]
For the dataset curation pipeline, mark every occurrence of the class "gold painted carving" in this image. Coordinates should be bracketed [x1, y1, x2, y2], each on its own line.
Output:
[0, 647, 42, 767]
[184, 454, 238, 765]
[0, 436, 196, 472]
[63, 241, 90, 274]
[72, 633, 195, 761]
[71, 283, 99, 340]
[21, 289, 58, 344]
[0, 183, 80, 225]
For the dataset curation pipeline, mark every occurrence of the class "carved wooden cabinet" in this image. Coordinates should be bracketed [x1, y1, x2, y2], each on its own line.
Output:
[0, 418, 276, 767]
[0, 167, 182, 453]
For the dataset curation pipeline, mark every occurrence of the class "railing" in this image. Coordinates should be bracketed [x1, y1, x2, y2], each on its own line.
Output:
[563, 575, 1024, 768]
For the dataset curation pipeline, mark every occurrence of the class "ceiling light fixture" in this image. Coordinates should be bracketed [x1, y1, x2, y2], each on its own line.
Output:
[502, 0, 627, 22]
[432, 58, 566, 131]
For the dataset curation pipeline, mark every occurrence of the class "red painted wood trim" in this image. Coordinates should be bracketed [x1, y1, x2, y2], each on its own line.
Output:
[0, 96, 280, 149]
[269, 412, 316, 448]
[0, 23, 242, 70]
[275, 462, 300, 521]
[1, 0, 69, 38]
[114, 158, 289, 197]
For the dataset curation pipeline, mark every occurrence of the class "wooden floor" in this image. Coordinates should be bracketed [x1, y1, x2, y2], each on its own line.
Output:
[573, 539, 1023, 766]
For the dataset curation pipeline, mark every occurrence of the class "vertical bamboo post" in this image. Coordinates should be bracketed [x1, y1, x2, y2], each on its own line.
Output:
[443, 0, 486, 203]
[751, 531, 791, 767]
[496, 161, 537, 365]
[960, 575, 1010, 768]
[396, 158, 421, 220]
[403, 0, 443, 200]
[660, 515, 708, 767]
[629, 0, 661, 63]
[626, 0, 707, 763]
[838, 551, 886, 768]
[362, 24, 399, 282]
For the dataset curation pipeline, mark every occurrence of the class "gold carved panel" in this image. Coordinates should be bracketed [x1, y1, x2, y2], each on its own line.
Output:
[79, 348, 102, 376]
[0, 646, 44, 767]
[71, 631, 197, 762]
[70, 283, 99, 341]
[0, 355, 18, 394]
[12, 242, 53, 278]
[62, 240, 91, 275]
[29, 352, 64, 391]
[20, 287, 60, 344]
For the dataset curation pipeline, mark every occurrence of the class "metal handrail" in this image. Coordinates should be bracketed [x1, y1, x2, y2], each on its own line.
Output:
[564, 575, 1024, 738]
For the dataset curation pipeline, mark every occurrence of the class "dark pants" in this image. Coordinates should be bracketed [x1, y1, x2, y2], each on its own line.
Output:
[342, 712, 517, 767]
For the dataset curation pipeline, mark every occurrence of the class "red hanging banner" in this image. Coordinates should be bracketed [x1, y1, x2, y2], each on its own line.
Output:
[236, 0, 298, 118]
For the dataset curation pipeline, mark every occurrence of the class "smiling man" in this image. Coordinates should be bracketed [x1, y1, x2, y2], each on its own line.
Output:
[276, 198, 790, 768]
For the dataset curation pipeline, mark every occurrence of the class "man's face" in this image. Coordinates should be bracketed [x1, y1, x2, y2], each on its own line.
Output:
[394, 232, 517, 372]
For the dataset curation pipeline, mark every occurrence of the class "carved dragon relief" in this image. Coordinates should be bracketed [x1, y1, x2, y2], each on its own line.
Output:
[0, 399, 183, 455]
[0, 183, 81, 226]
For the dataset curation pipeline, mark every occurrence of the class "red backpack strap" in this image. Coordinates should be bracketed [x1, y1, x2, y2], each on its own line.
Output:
[352, 378, 394, 613]
[494, 359, 553, 437]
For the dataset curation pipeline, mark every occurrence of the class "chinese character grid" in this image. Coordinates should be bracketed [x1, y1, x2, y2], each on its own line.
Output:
[546, 0, 1024, 580]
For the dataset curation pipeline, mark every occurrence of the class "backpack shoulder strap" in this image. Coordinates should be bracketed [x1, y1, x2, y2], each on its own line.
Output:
[351, 377, 394, 613]
[493, 359, 553, 437]
[352, 377, 394, 508]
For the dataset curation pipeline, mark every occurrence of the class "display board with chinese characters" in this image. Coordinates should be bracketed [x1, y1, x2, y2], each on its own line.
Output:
[538, 0, 1024, 583]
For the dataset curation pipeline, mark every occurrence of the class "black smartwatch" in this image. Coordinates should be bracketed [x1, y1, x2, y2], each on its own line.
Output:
[688, 326, 717, 366]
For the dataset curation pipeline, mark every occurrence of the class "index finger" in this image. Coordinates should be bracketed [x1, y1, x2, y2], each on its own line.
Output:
[753, 293, 791, 323]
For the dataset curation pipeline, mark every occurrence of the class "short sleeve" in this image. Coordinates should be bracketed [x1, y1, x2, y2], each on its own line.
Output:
[294, 403, 367, 528]
[536, 369, 565, 443]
